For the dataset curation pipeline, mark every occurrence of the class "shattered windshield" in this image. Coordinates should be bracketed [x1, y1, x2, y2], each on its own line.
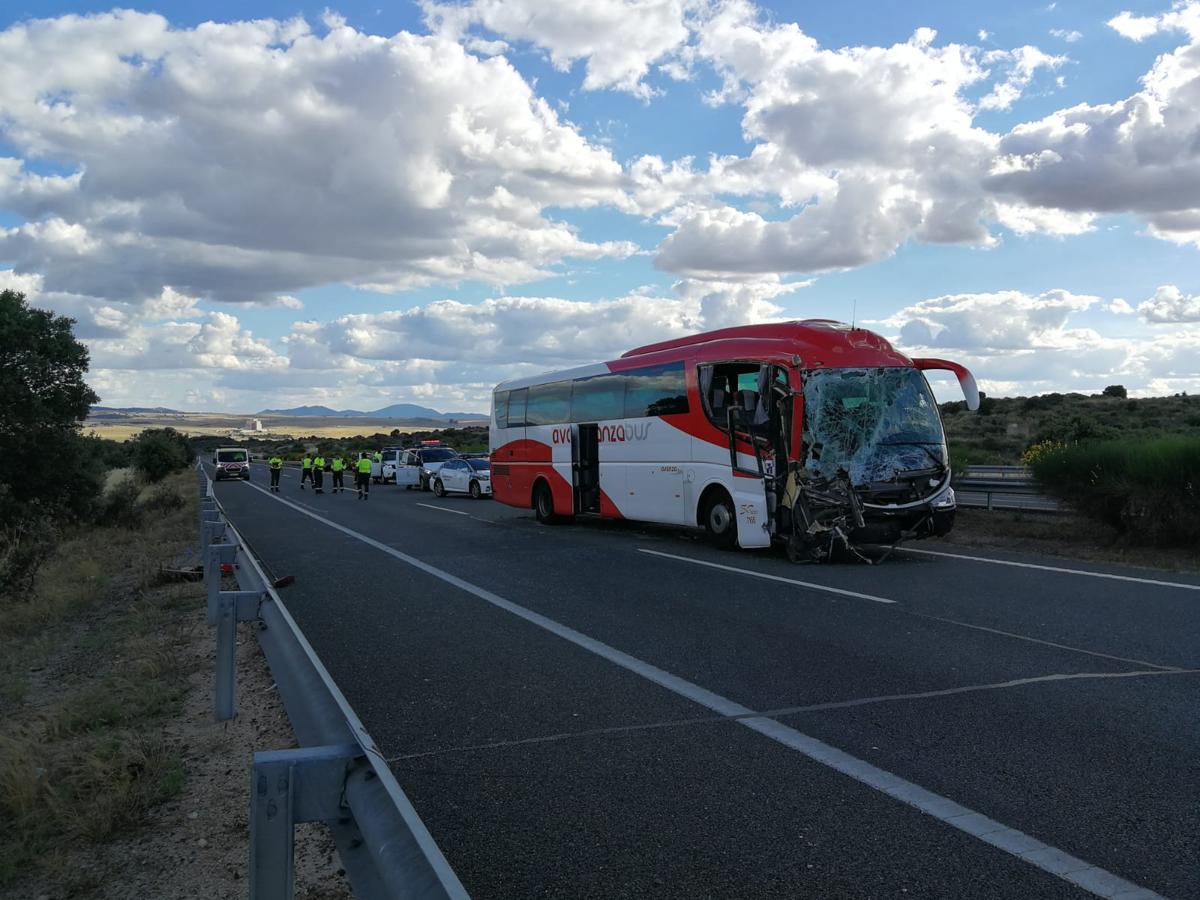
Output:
[802, 367, 946, 485]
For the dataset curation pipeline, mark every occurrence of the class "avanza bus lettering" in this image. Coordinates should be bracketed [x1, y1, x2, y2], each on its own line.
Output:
[489, 321, 979, 560]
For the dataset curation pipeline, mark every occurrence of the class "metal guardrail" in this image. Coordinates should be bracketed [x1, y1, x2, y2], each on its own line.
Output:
[954, 465, 1063, 513]
[196, 465, 469, 900]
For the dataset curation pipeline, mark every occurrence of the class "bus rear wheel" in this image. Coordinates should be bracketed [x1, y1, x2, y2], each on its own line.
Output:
[533, 482, 561, 524]
[703, 491, 738, 549]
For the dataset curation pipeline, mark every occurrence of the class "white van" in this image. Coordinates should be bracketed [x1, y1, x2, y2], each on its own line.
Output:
[379, 447, 422, 487]
[213, 447, 251, 481]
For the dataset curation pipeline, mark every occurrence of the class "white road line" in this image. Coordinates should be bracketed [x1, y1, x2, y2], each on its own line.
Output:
[387, 667, 1198, 763]
[901, 546, 1200, 592]
[417, 503, 471, 517]
[909, 611, 1183, 672]
[638, 548, 897, 605]
[237, 481, 1162, 899]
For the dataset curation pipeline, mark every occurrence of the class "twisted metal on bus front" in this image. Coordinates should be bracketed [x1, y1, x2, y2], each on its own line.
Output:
[487, 322, 977, 558]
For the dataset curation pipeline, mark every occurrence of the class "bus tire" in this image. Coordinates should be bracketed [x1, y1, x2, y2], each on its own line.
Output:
[702, 489, 738, 549]
[533, 481, 561, 525]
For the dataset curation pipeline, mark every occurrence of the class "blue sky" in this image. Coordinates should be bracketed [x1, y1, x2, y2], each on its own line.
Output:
[1, 0, 1198, 411]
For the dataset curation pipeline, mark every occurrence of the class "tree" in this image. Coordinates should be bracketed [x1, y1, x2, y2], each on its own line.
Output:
[1102, 384, 1128, 399]
[0, 290, 99, 513]
[132, 428, 193, 481]
[0, 289, 100, 593]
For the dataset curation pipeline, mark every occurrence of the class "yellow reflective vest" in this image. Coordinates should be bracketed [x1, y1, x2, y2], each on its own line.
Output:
[357, 457, 372, 474]
[331, 458, 344, 472]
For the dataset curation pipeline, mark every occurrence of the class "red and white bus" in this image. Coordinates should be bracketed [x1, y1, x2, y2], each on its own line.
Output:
[489, 320, 978, 558]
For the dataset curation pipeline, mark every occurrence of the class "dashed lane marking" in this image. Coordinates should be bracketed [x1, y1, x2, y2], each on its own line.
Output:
[234, 480, 1165, 900]
[417, 503, 471, 517]
[638, 547, 1182, 671]
[900, 547, 1200, 592]
[638, 548, 897, 605]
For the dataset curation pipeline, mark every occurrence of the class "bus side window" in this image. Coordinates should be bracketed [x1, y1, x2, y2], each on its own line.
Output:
[494, 391, 509, 429]
[701, 363, 761, 428]
[571, 374, 625, 422]
[508, 388, 529, 427]
[624, 362, 688, 418]
[527, 381, 572, 425]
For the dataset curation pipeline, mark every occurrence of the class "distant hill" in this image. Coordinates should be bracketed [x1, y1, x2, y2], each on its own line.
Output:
[368, 403, 482, 419]
[258, 405, 365, 417]
[257, 403, 484, 420]
[90, 405, 182, 414]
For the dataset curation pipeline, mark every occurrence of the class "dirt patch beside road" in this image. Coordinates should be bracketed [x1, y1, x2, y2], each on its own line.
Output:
[941, 508, 1200, 574]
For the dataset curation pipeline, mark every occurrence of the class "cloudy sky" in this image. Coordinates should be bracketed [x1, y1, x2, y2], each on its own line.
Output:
[2, 0, 1199, 413]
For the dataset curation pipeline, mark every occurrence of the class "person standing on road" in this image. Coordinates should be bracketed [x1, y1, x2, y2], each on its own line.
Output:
[268, 454, 283, 492]
[331, 455, 345, 493]
[312, 452, 326, 494]
[356, 452, 372, 500]
[300, 454, 313, 490]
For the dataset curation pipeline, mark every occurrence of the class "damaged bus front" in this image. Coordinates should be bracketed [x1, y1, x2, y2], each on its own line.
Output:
[780, 357, 979, 561]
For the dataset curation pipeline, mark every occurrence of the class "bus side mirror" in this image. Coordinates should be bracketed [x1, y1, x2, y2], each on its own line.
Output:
[912, 358, 980, 411]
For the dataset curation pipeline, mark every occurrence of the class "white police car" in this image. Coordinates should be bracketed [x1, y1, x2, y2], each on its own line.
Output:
[431, 457, 492, 499]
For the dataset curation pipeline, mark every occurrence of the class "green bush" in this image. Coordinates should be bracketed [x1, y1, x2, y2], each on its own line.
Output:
[0, 509, 57, 599]
[1029, 437, 1200, 546]
[99, 477, 143, 530]
[131, 428, 192, 482]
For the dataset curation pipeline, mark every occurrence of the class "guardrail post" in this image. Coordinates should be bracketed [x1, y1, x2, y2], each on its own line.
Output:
[201, 507, 222, 546]
[986, 491, 993, 511]
[206, 544, 238, 623]
[250, 745, 358, 900]
[215, 588, 265, 721]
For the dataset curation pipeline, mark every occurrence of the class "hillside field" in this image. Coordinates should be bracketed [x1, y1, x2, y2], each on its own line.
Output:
[84, 410, 486, 441]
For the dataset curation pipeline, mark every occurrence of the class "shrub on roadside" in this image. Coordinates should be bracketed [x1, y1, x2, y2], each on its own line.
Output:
[131, 428, 192, 482]
[0, 509, 57, 599]
[101, 479, 144, 529]
[1020, 439, 1066, 467]
[1028, 437, 1200, 546]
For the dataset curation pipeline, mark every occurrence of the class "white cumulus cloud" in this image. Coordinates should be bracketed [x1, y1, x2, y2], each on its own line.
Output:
[1138, 284, 1200, 322]
[0, 11, 631, 308]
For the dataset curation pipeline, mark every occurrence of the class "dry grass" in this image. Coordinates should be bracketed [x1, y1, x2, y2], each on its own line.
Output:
[944, 508, 1200, 573]
[0, 470, 201, 886]
[87, 422, 439, 440]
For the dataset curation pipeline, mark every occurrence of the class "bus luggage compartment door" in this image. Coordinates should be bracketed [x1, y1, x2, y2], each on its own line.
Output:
[574, 423, 601, 514]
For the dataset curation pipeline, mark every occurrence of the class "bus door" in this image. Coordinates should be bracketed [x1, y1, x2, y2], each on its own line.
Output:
[573, 423, 601, 514]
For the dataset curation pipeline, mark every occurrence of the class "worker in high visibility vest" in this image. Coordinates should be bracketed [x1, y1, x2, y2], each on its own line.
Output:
[268, 455, 283, 492]
[331, 455, 345, 493]
[300, 454, 313, 490]
[312, 453, 326, 494]
[356, 452, 372, 500]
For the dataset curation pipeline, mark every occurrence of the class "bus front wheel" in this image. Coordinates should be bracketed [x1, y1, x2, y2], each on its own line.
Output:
[703, 491, 738, 549]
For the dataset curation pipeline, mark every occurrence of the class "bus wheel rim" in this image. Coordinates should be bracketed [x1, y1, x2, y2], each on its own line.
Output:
[710, 503, 731, 533]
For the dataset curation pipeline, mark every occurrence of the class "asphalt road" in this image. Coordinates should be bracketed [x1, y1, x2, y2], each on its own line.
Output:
[210, 462, 1200, 899]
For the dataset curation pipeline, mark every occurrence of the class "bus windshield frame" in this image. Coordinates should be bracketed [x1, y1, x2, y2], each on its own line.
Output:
[801, 366, 947, 487]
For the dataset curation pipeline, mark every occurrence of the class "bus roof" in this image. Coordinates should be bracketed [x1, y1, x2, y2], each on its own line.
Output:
[493, 320, 910, 393]
[621, 320, 901, 361]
